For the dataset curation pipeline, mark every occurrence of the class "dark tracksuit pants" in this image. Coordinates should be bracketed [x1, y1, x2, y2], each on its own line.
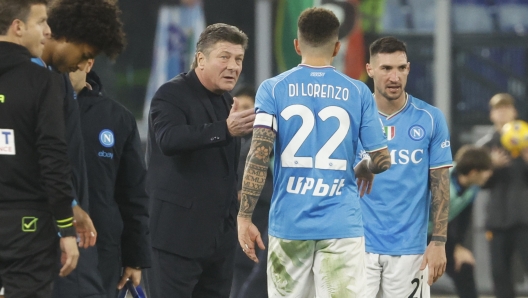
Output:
[489, 226, 528, 298]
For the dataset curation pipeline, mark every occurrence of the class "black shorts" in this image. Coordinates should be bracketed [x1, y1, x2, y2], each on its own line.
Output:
[0, 207, 59, 298]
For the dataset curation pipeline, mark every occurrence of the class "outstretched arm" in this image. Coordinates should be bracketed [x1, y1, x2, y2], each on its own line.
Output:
[355, 148, 391, 197]
[367, 148, 391, 174]
[237, 127, 275, 262]
[421, 167, 450, 285]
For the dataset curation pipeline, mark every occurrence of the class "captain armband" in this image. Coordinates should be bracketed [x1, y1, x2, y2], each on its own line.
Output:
[254, 113, 277, 132]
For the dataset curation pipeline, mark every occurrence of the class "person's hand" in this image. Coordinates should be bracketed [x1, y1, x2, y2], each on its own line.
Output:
[420, 241, 446, 285]
[73, 205, 97, 248]
[453, 244, 475, 272]
[237, 216, 265, 263]
[59, 236, 80, 277]
[354, 158, 374, 197]
[227, 97, 255, 137]
[117, 267, 142, 290]
[520, 147, 528, 164]
[491, 147, 511, 168]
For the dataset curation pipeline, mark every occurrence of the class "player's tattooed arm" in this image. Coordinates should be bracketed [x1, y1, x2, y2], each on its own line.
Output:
[367, 148, 391, 174]
[238, 127, 276, 219]
[430, 167, 450, 244]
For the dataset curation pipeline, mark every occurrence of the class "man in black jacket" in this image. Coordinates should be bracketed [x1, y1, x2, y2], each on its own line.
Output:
[0, 0, 79, 297]
[69, 59, 150, 298]
[146, 23, 255, 297]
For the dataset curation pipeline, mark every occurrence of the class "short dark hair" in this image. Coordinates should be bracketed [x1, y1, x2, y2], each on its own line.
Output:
[234, 85, 255, 101]
[297, 7, 340, 47]
[369, 36, 407, 58]
[191, 23, 248, 69]
[47, 0, 125, 59]
[455, 145, 492, 175]
[0, 0, 48, 35]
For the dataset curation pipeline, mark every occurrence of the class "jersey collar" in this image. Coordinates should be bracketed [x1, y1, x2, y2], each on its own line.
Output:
[377, 93, 409, 120]
[298, 63, 335, 69]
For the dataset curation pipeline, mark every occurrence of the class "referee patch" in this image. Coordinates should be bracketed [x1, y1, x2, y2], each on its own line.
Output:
[0, 128, 15, 155]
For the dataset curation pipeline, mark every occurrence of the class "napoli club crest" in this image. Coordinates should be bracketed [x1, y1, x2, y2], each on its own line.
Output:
[99, 129, 115, 148]
[408, 125, 425, 141]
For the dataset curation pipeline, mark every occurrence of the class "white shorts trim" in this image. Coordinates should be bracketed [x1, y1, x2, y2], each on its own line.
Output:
[365, 253, 430, 298]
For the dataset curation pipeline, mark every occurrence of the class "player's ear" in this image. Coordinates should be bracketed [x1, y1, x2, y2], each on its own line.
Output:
[332, 41, 341, 58]
[407, 61, 411, 73]
[197, 52, 206, 70]
[11, 19, 25, 37]
[366, 63, 373, 78]
[294, 39, 301, 56]
[85, 59, 95, 73]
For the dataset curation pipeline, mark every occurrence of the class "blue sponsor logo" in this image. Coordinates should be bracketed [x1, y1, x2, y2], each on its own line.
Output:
[98, 151, 113, 159]
[408, 125, 425, 141]
[99, 129, 115, 148]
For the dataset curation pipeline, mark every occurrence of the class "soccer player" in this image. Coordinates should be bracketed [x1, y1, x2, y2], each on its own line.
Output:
[356, 36, 453, 297]
[237, 7, 390, 297]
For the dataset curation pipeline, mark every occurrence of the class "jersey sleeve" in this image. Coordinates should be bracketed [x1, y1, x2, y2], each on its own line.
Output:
[353, 141, 370, 168]
[255, 79, 276, 117]
[429, 109, 453, 169]
[254, 79, 278, 131]
[359, 85, 387, 152]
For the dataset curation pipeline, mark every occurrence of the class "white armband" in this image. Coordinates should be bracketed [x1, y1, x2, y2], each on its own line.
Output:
[254, 113, 277, 132]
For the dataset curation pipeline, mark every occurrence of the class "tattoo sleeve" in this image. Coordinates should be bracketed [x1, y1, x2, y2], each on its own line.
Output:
[430, 167, 450, 243]
[367, 148, 391, 174]
[238, 127, 276, 218]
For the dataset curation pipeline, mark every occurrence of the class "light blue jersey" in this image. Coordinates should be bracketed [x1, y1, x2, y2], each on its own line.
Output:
[255, 64, 387, 240]
[357, 94, 452, 255]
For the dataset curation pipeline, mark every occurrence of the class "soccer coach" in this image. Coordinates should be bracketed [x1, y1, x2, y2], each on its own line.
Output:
[146, 23, 255, 297]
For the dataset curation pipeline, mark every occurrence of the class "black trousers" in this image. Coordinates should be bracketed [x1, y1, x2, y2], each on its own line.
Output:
[147, 217, 237, 298]
[97, 244, 121, 298]
[444, 241, 478, 298]
[51, 245, 106, 298]
[230, 203, 269, 298]
[489, 226, 528, 298]
[0, 208, 58, 298]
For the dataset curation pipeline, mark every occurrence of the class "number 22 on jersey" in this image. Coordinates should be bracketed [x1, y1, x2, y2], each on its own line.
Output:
[281, 104, 349, 171]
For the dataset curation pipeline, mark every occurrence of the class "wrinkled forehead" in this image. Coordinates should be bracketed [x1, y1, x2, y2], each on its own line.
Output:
[205, 41, 245, 55]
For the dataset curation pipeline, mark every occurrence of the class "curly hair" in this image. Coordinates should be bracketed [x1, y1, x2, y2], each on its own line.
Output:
[297, 7, 340, 47]
[0, 0, 48, 35]
[47, 0, 125, 59]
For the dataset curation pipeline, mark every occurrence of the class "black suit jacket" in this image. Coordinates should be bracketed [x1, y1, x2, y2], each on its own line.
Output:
[146, 70, 240, 258]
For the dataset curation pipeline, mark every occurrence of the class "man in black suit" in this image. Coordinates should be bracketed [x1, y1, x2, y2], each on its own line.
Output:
[146, 23, 255, 298]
